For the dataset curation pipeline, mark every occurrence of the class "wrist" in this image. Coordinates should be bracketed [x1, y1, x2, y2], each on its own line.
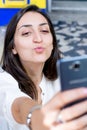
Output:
[27, 105, 42, 130]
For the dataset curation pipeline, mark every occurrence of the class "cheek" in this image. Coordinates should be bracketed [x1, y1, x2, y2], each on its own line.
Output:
[48, 36, 53, 51]
[46, 41, 53, 57]
[49, 44, 53, 54]
[14, 38, 30, 52]
[13, 38, 33, 60]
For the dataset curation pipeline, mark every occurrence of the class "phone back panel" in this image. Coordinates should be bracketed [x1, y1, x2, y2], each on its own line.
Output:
[57, 55, 87, 91]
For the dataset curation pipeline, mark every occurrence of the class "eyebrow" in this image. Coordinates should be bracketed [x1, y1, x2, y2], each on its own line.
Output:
[18, 23, 48, 30]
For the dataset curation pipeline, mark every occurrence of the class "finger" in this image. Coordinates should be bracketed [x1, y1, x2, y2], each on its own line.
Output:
[49, 87, 87, 110]
[82, 127, 87, 130]
[55, 114, 87, 130]
[61, 100, 87, 121]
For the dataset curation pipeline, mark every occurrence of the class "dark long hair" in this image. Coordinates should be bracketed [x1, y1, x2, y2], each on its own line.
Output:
[0, 5, 60, 100]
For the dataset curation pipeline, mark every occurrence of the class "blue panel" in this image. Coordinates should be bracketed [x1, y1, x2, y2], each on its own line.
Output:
[0, 8, 46, 26]
[0, 8, 21, 26]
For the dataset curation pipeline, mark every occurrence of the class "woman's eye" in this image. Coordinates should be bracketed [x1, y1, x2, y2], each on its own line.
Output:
[41, 30, 49, 33]
[22, 32, 31, 36]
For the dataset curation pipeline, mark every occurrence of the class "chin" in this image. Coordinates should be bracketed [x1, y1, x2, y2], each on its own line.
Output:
[34, 59, 47, 63]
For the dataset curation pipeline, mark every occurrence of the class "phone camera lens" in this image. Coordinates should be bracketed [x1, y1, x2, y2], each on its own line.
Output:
[74, 63, 80, 69]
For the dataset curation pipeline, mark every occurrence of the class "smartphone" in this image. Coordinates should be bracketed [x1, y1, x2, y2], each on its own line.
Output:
[57, 55, 87, 107]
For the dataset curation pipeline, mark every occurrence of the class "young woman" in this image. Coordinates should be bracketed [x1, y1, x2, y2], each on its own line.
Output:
[0, 5, 87, 130]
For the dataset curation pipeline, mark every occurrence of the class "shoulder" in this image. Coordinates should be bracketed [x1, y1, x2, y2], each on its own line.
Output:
[0, 67, 18, 86]
[0, 66, 30, 99]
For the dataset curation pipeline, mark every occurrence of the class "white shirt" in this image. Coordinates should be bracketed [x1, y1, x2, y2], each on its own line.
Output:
[0, 67, 61, 130]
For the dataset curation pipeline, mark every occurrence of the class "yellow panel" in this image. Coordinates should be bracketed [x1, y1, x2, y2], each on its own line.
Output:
[0, 0, 28, 8]
[0, 0, 4, 7]
[30, 0, 46, 8]
[0, 0, 46, 8]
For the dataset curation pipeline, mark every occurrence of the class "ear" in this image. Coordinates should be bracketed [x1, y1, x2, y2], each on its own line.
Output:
[12, 48, 17, 55]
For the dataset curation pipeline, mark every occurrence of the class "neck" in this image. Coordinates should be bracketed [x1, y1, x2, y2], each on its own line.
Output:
[24, 62, 44, 86]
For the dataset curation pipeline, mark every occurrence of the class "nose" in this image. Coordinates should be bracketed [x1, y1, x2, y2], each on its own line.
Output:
[33, 31, 42, 43]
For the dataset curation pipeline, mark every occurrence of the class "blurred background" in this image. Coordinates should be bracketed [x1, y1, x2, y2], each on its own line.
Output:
[1, 0, 87, 59]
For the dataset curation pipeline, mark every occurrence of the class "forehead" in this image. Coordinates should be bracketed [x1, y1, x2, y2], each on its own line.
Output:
[17, 11, 48, 28]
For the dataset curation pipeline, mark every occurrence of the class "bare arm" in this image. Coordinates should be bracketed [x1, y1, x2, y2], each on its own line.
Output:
[12, 97, 37, 124]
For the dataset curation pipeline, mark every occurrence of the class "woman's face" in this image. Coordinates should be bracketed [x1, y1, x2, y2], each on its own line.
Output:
[13, 12, 53, 64]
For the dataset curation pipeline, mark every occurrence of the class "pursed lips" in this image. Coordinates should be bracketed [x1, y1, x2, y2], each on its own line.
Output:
[34, 47, 45, 53]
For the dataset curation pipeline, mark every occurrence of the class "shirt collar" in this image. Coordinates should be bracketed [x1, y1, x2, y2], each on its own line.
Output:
[39, 74, 46, 93]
